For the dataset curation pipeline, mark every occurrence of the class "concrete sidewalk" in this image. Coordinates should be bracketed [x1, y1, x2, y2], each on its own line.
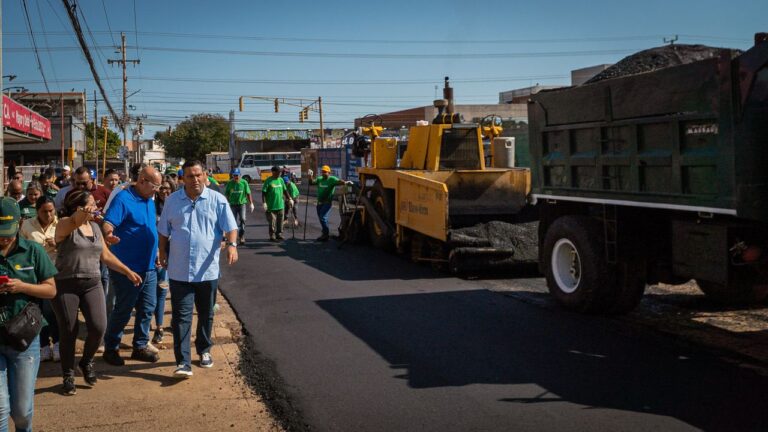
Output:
[33, 289, 281, 432]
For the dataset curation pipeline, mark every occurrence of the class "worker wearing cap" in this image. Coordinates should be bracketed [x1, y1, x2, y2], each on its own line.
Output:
[261, 166, 293, 242]
[0, 197, 57, 429]
[307, 165, 350, 242]
[224, 168, 254, 244]
[55, 165, 72, 189]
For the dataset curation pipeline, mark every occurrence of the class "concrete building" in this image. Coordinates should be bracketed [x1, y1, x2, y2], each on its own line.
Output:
[571, 64, 613, 85]
[354, 104, 528, 129]
[4, 92, 87, 166]
[498, 85, 564, 104]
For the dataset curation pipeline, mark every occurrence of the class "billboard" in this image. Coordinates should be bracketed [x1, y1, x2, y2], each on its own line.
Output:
[2, 95, 51, 140]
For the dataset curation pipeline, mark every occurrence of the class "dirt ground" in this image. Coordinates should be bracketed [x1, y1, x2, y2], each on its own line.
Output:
[486, 277, 768, 374]
[32, 291, 282, 432]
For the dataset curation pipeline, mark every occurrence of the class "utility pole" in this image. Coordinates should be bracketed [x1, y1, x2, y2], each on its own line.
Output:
[108, 33, 139, 175]
[318, 96, 325, 148]
[93, 90, 98, 180]
[0, 0, 5, 194]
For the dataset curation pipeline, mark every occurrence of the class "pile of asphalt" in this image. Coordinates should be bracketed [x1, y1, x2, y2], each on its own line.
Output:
[449, 221, 539, 262]
[586, 44, 741, 84]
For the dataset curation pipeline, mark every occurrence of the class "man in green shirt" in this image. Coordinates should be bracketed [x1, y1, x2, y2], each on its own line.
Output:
[261, 166, 293, 242]
[308, 165, 351, 242]
[224, 168, 254, 244]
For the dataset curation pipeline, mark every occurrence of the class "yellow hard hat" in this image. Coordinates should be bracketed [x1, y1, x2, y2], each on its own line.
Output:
[321, 165, 331, 173]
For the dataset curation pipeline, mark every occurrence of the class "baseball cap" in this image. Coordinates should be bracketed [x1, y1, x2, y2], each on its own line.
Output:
[0, 198, 21, 237]
[177, 169, 184, 177]
[321, 165, 331, 173]
[231, 168, 241, 176]
[62, 165, 71, 172]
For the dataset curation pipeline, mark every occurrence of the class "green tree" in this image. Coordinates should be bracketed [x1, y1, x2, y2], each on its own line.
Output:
[84, 122, 121, 160]
[154, 113, 229, 161]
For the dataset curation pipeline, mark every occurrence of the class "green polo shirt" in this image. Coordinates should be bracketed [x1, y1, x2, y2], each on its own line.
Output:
[0, 237, 58, 335]
[262, 177, 287, 211]
[18, 198, 36, 220]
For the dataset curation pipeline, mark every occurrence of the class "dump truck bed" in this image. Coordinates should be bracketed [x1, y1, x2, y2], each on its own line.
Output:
[528, 42, 768, 223]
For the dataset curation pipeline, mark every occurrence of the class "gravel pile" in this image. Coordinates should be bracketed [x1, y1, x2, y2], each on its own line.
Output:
[449, 221, 539, 262]
[586, 44, 741, 84]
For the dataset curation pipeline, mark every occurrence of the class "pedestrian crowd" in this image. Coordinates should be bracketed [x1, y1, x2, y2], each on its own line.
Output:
[0, 160, 238, 431]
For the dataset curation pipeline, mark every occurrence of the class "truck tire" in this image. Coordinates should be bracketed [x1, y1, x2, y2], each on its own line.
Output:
[242, 175, 252, 184]
[543, 216, 613, 313]
[367, 181, 395, 251]
[606, 261, 647, 314]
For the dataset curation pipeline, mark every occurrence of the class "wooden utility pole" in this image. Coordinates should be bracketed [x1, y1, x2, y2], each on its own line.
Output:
[60, 96, 64, 166]
[93, 90, 98, 179]
[318, 96, 325, 148]
[101, 116, 108, 178]
[108, 33, 139, 174]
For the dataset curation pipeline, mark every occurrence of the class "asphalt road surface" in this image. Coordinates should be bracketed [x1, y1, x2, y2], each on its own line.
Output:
[221, 193, 768, 432]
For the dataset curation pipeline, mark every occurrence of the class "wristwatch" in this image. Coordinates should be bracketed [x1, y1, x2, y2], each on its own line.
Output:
[225, 241, 238, 248]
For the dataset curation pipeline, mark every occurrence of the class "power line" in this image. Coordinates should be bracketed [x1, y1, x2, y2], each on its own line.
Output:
[60, 0, 120, 126]
[100, 0, 117, 48]
[35, 0, 61, 88]
[20, 0, 52, 94]
[4, 45, 638, 59]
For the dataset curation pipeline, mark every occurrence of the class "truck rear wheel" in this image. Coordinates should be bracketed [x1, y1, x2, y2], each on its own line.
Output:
[543, 216, 614, 313]
[367, 181, 395, 251]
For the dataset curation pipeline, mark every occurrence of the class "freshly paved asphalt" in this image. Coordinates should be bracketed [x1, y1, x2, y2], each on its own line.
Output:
[220, 194, 768, 432]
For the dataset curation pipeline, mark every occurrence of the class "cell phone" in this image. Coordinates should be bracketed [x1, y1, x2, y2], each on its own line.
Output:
[0, 276, 9, 285]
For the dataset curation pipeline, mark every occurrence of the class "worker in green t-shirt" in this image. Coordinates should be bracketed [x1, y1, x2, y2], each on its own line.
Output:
[307, 165, 351, 242]
[224, 168, 254, 244]
[261, 166, 293, 242]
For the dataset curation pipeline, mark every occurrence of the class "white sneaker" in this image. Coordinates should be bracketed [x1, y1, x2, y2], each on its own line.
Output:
[52, 343, 61, 362]
[40, 346, 53, 362]
[199, 352, 214, 368]
[146, 343, 160, 354]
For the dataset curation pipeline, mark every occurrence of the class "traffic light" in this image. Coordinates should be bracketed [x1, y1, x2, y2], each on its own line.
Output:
[101, 116, 108, 129]
[239, 97, 244, 112]
[299, 110, 304, 123]
[274, 98, 279, 113]
[302, 107, 309, 121]
[67, 147, 76, 162]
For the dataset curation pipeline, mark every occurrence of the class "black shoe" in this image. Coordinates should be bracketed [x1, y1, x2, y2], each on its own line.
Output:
[62, 376, 77, 395]
[316, 234, 329, 242]
[102, 349, 125, 366]
[152, 329, 164, 345]
[131, 347, 160, 363]
[276, 234, 284, 240]
[78, 359, 98, 386]
[269, 236, 278, 242]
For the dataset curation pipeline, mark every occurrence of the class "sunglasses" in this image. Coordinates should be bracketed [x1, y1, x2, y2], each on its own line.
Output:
[75, 181, 90, 186]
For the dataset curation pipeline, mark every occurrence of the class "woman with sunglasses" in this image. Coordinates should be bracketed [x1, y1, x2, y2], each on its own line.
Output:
[52, 190, 142, 395]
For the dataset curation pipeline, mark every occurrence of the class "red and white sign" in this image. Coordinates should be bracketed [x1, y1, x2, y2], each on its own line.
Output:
[2, 95, 51, 140]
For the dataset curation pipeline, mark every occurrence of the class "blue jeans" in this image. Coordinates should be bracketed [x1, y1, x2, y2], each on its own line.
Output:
[101, 262, 114, 320]
[104, 270, 157, 351]
[316, 203, 332, 236]
[170, 279, 217, 366]
[0, 335, 40, 432]
[155, 268, 169, 328]
[230, 205, 246, 239]
[39, 300, 59, 346]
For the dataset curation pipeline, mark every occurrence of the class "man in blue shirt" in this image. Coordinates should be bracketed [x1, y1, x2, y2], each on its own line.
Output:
[102, 166, 163, 366]
[158, 160, 238, 378]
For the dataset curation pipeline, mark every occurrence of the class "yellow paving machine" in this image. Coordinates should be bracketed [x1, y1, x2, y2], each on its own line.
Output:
[346, 78, 537, 272]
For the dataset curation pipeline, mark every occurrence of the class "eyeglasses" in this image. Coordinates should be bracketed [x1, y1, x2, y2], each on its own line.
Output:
[75, 181, 90, 187]
[142, 177, 161, 191]
[159, 186, 170, 191]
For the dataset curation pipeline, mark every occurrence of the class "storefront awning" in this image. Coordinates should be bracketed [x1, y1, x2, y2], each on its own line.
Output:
[2, 95, 51, 143]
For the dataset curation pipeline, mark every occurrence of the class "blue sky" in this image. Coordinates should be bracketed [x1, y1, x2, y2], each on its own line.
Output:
[3, 0, 766, 137]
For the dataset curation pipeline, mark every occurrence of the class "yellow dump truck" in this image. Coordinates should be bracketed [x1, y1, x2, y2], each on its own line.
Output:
[350, 78, 537, 272]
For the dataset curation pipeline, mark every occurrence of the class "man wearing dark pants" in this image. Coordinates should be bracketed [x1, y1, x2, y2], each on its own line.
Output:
[224, 168, 254, 244]
[261, 166, 292, 242]
[101, 166, 163, 365]
[307, 165, 351, 242]
[158, 160, 238, 378]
